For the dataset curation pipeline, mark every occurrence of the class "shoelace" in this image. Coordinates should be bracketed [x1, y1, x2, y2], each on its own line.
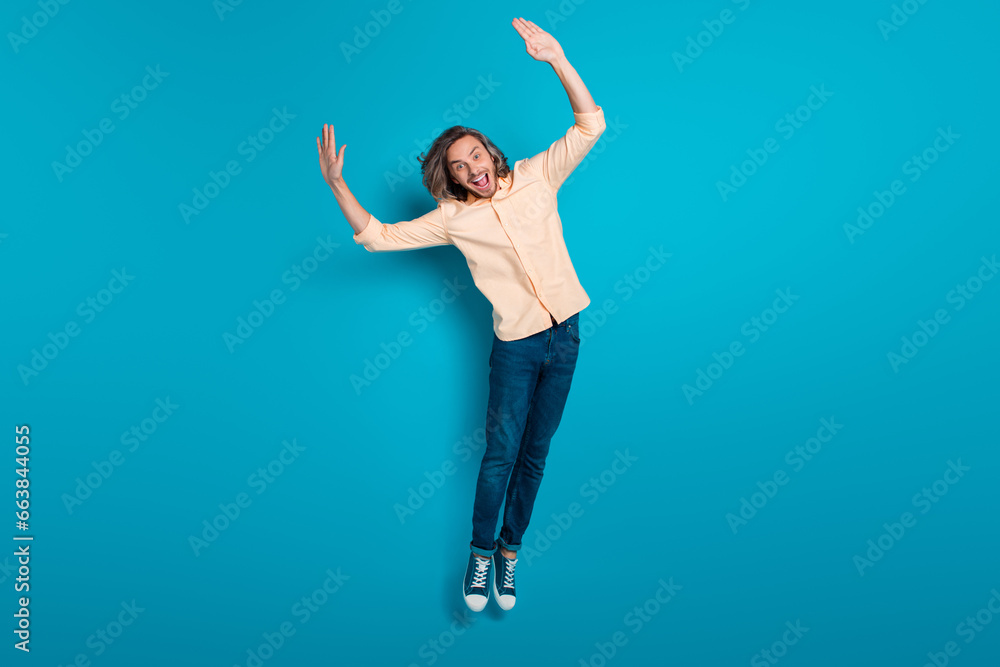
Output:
[500, 558, 517, 589]
[470, 557, 489, 588]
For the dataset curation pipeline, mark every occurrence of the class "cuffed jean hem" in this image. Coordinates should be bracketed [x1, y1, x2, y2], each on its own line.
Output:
[470, 540, 496, 558]
[497, 536, 521, 552]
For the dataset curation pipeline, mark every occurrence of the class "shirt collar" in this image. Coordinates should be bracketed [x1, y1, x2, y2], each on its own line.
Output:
[493, 170, 511, 198]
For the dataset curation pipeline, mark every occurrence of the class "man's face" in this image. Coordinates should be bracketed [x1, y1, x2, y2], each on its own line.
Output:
[446, 135, 498, 199]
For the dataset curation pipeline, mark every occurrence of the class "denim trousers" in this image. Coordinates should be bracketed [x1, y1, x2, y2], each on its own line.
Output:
[469, 311, 581, 557]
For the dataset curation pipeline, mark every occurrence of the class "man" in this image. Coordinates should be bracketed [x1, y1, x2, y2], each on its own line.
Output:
[316, 17, 606, 612]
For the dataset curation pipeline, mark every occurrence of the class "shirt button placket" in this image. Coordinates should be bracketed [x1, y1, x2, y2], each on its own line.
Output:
[498, 201, 532, 281]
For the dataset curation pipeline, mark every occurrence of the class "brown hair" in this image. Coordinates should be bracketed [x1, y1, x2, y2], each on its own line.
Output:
[418, 126, 511, 203]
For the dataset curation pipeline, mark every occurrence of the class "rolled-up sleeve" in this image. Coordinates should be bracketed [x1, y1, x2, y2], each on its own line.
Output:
[353, 207, 450, 252]
[524, 105, 607, 191]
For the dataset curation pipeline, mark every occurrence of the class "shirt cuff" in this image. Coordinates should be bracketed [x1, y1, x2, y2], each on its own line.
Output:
[573, 104, 605, 123]
[353, 213, 380, 247]
[572, 105, 606, 138]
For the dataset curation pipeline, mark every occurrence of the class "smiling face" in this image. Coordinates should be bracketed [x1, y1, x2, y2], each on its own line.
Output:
[446, 134, 498, 199]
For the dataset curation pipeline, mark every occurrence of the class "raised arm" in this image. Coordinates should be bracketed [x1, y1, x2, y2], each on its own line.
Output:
[317, 123, 370, 235]
[513, 17, 606, 190]
[317, 123, 449, 252]
[512, 17, 598, 114]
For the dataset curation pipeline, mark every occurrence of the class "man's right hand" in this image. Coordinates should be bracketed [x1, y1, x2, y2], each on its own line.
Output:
[317, 123, 346, 186]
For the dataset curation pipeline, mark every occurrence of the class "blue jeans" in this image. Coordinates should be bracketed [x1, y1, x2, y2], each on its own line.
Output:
[469, 311, 581, 557]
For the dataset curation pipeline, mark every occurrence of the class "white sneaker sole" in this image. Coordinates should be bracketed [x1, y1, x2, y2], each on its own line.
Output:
[463, 573, 489, 612]
[492, 575, 516, 611]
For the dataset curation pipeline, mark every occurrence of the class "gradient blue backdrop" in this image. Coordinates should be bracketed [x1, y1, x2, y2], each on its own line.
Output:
[3, 0, 999, 665]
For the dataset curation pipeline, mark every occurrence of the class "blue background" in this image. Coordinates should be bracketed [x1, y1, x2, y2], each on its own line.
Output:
[2, 0, 999, 665]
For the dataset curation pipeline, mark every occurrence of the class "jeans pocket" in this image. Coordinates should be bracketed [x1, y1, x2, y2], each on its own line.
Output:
[567, 316, 581, 343]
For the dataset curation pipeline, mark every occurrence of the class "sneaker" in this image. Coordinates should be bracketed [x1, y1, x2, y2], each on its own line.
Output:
[492, 549, 517, 610]
[462, 552, 492, 612]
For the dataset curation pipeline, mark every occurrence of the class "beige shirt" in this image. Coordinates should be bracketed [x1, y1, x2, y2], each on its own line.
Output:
[353, 105, 607, 341]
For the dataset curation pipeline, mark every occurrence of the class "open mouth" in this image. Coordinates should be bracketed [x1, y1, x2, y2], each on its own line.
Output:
[470, 173, 490, 190]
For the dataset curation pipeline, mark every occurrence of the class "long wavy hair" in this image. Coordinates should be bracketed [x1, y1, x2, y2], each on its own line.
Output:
[418, 126, 511, 203]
